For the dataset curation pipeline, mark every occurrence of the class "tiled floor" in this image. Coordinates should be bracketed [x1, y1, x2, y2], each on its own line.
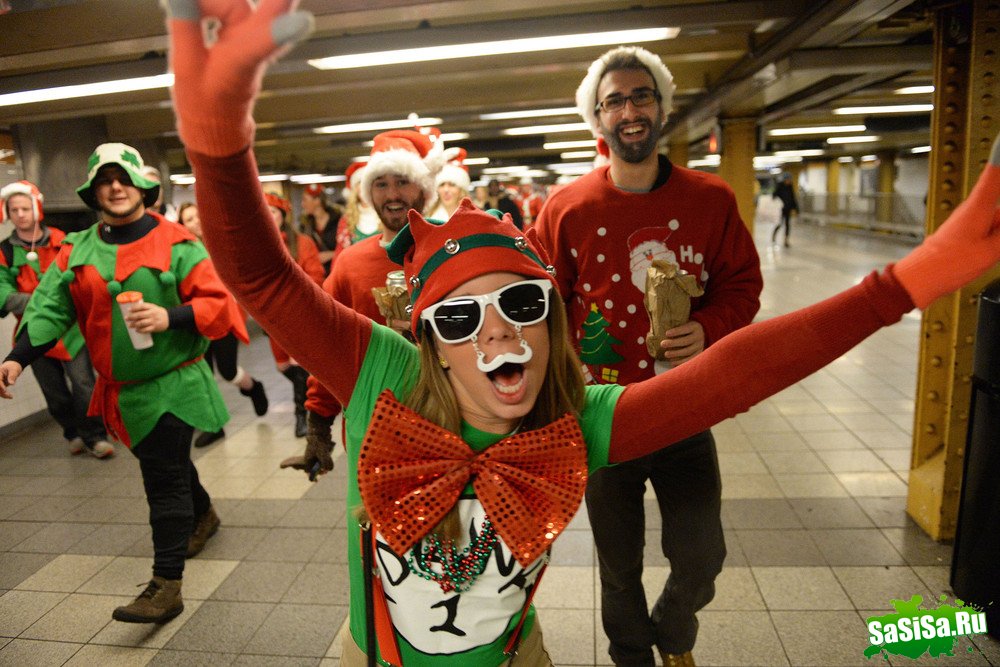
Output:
[2, 220, 999, 666]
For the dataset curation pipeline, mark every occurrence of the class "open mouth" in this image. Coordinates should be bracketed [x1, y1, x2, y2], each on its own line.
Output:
[487, 362, 525, 395]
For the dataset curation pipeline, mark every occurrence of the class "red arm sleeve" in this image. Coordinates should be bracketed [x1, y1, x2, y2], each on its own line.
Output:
[689, 198, 763, 346]
[296, 235, 326, 285]
[179, 259, 250, 344]
[608, 267, 914, 462]
[187, 147, 371, 405]
[304, 270, 344, 417]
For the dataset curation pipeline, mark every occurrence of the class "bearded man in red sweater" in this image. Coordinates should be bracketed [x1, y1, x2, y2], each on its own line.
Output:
[534, 46, 763, 667]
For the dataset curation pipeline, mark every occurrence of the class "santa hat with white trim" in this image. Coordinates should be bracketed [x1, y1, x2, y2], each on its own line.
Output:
[435, 147, 470, 192]
[575, 46, 675, 139]
[1, 180, 44, 224]
[344, 162, 365, 193]
[359, 130, 437, 207]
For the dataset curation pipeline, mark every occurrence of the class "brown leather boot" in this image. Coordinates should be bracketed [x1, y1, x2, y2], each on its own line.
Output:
[186, 506, 220, 558]
[660, 650, 696, 667]
[112, 576, 183, 623]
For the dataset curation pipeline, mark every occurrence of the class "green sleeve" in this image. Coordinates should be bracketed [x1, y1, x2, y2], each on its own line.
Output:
[580, 383, 627, 473]
[18, 261, 77, 345]
[0, 260, 20, 317]
[170, 239, 210, 281]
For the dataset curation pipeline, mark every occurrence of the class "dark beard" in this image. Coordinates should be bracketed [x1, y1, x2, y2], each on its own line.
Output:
[378, 195, 425, 232]
[99, 199, 144, 221]
[600, 119, 660, 164]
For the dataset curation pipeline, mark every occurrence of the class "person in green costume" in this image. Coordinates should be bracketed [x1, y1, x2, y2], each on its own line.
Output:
[0, 143, 249, 625]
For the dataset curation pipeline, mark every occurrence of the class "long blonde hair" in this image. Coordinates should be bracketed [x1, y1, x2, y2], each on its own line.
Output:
[401, 288, 586, 541]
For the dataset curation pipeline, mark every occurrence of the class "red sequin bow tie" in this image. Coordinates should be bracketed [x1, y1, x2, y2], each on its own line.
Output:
[357, 390, 588, 567]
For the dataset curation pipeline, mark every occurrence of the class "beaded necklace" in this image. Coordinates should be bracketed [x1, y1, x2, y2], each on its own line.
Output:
[406, 517, 499, 593]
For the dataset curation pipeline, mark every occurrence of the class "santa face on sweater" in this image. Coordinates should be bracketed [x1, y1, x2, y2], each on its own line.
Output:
[627, 222, 707, 292]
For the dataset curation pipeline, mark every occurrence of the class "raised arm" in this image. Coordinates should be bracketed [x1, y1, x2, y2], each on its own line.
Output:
[164, 0, 368, 403]
[611, 135, 1000, 461]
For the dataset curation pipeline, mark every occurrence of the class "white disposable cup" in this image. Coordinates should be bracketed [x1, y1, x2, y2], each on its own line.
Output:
[116, 292, 154, 350]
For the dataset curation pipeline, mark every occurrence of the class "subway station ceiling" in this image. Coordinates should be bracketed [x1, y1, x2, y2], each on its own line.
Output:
[0, 0, 939, 183]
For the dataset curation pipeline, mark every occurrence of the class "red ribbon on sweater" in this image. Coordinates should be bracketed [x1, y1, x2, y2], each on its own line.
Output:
[357, 390, 588, 567]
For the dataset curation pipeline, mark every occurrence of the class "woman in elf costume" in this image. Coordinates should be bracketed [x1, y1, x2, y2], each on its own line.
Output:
[0, 143, 249, 624]
[158, 1, 1000, 664]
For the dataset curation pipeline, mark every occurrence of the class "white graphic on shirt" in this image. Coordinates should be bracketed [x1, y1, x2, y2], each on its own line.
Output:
[376, 498, 545, 656]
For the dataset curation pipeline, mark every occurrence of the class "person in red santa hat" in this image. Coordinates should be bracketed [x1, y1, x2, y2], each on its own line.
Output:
[426, 148, 470, 221]
[265, 191, 324, 438]
[533, 45, 763, 667]
[0, 180, 112, 457]
[157, 2, 1000, 663]
[515, 177, 543, 228]
[331, 161, 381, 260]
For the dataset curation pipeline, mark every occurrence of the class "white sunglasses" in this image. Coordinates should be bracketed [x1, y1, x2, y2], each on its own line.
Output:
[420, 279, 552, 344]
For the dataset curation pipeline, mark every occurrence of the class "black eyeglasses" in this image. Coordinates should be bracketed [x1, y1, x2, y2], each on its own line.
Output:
[595, 88, 661, 114]
[420, 279, 552, 344]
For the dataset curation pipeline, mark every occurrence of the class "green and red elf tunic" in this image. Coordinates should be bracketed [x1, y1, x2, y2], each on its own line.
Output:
[18, 213, 247, 447]
[0, 227, 85, 362]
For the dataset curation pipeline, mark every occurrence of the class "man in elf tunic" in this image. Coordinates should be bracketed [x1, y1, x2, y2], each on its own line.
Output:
[0, 143, 248, 624]
[0, 180, 112, 457]
[534, 47, 762, 667]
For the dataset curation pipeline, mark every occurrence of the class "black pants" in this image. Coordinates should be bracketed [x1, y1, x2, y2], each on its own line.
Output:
[204, 332, 240, 382]
[31, 349, 106, 444]
[130, 413, 211, 580]
[772, 208, 792, 244]
[586, 430, 725, 665]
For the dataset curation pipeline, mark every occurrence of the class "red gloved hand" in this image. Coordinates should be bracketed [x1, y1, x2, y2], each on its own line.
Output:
[895, 134, 1000, 308]
[162, 0, 313, 157]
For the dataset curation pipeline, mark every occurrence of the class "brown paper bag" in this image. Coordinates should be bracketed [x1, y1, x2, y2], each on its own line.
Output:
[371, 285, 410, 326]
[643, 259, 704, 360]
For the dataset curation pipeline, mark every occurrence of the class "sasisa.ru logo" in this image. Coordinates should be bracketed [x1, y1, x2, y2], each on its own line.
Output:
[865, 594, 989, 661]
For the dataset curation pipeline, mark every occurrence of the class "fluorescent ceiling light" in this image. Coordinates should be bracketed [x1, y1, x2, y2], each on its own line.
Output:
[838, 156, 854, 163]
[768, 125, 865, 136]
[521, 170, 550, 178]
[315, 117, 442, 134]
[351, 156, 371, 163]
[895, 85, 934, 95]
[290, 174, 347, 184]
[826, 135, 880, 144]
[0, 73, 174, 107]
[754, 156, 802, 167]
[687, 157, 720, 168]
[833, 104, 933, 115]
[480, 107, 578, 121]
[482, 165, 530, 174]
[911, 145, 932, 154]
[504, 122, 590, 136]
[561, 150, 597, 159]
[258, 174, 289, 182]
[773, 149, 825, 157]
[543, 140, 596, 150]
[464, 157, 490, 165]
[308, 27, 678, 70]
[170, 174, 196, 185]
[546, 161, 595, 170]
[861, 154, 878, 161]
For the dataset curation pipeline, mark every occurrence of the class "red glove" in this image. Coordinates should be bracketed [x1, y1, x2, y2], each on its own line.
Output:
[895, 134, 1000, 308]
[163, 0, 313, 157]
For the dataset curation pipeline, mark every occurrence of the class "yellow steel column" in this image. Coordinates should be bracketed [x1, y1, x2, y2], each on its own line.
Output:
[876, 150, 897, 224]
[668, 139, 689, 167]
[717, 117, 757, 232]
[826, 158, 841, 216]
[908, 0, 1000, 541]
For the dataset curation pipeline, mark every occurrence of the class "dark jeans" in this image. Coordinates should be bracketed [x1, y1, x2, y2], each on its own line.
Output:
[30, 348, 106, 444]
[586, 430, 725, 665]
[205, 332, 239, 382]
[772, 208, 793, 243]
[130, 413, 211, 580]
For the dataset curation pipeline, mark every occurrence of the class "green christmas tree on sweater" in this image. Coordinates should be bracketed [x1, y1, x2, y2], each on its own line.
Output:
[580, 303, 624, 382]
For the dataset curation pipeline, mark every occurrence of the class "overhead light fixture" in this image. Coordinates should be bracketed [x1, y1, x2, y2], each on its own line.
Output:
[0, 73, 174, 108]
[911, 145, 932, 154]
[826, 135, 880, 144]
[482, 165, 530, 174]
[895, 85, 934, 95]
[833, 104, 933, 115]
[504, 122, 590, 136]
[561, 150, 597, 159]
[480, 107, 578, 121]
[838, 156, 854, 163]
[546, 161, 596, 170]
[754, 155, 802, 167]
[768, 125, 866, 136]
[861, 154, 878, 161]
[687, 157, 721, 168]
[308, 27, 678, 70]
[464, 157, 490, 165]
[351, 155, 371, 163]
[258, 174, 289, 182]
[543, 140, 596, 150]
[290, 174, 347, 184]
[315, 117, 443, 135]
[773, 149, 825, 157]
[170, 174, 196, 185]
